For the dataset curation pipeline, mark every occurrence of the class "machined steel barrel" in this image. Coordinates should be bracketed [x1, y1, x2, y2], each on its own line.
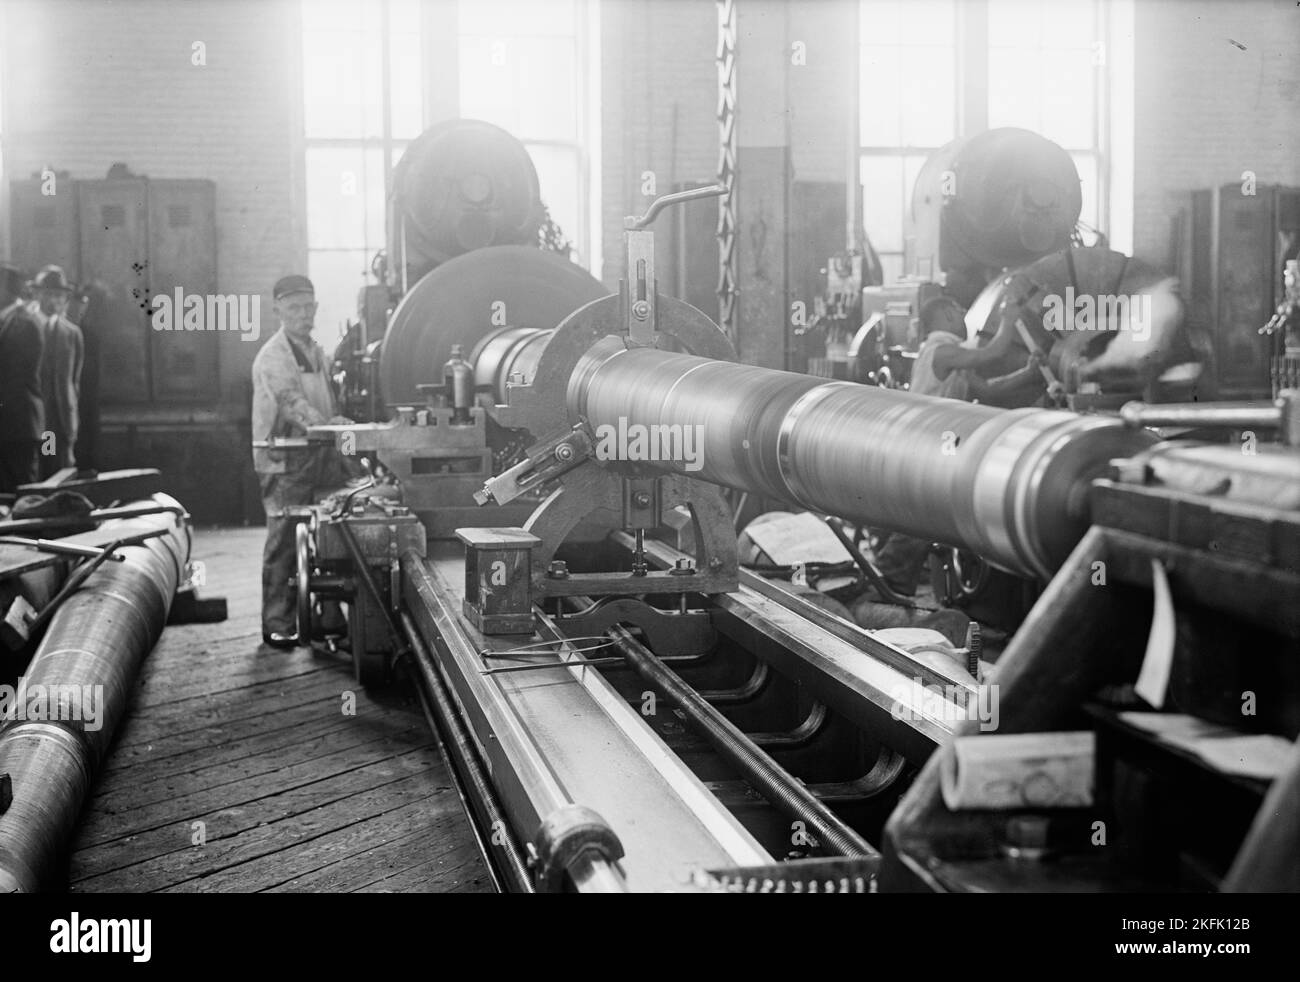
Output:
[0, 496, 189, 892]
[566, 340, 1155, 579]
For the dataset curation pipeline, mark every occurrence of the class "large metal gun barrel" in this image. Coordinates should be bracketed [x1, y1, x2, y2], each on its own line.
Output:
[566, 340, 1155, 579]
[0, 496, 189, 892]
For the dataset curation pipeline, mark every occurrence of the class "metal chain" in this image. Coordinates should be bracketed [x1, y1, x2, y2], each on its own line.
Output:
[716, 0, 738, 344]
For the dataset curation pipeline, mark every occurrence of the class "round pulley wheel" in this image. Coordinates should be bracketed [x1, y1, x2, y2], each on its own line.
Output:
[379, 246, 608, 408]
[912, 127, 1082, 272]
[393, 118, 543, 260]
[932, 546, 989, 606]
[294, 520, 317, 643]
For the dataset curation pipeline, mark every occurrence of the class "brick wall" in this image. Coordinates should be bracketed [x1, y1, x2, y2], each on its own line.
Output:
[599, 0, 856, 289]
[0, 0, 301, 522]
[1132, 0, 1300, 268]
[0, 0, 302, 408]
[599, 0, 719, 286]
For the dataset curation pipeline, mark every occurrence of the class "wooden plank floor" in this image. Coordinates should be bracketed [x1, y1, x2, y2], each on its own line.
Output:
[68, 526, 491, 894]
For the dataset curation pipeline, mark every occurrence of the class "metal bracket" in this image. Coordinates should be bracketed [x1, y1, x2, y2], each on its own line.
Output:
[623, 227, 658, 346]
[557, 596, 717, 657]
[522, 461, 739, 599]
[475, 423, 595, 506]
[621, 184, 728, 347]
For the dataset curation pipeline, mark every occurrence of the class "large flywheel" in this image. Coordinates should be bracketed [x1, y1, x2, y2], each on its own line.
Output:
[379, 245, 609, 409]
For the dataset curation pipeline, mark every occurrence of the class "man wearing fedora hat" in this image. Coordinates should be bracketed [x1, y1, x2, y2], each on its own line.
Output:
[28, 265, 84, 478]
[252, 274, 357, 649]
[0, 263, 46, 492]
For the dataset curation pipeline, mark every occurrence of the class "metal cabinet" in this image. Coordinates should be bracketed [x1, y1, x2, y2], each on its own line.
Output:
[146, 180, 219, 401]
[76, 176, 218, 403]
[78, 178, 151, 403]
[1179, 184, 1300, 400]
[8, 173, 80, 280]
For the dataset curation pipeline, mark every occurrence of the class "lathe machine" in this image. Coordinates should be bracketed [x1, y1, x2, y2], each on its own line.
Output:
[289, 185, 1300, 893]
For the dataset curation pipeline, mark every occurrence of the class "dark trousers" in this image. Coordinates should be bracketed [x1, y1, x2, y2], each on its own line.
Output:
[0, 440, 40, 494]
[259, 450, 356, 637]
[874, 531, 933, 596]
[37, 430, 73, 480]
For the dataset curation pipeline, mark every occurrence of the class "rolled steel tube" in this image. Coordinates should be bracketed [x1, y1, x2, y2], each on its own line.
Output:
[0, 495, 189, 892]
[564, 342, 1156, 579]
[603, 623, 876, 859]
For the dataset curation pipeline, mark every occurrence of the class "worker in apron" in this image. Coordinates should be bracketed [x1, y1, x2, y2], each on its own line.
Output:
[252, 275, 356, 648]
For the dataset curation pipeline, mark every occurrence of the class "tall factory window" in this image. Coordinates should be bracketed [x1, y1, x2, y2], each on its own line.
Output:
[987, 0, 1107, 236]
[457, 0, 596, 269]
[858, 0, 959, 283]
[301, 0, 423, 343]
[0, 4, 7, 258]
[859, 0, 1111, 281]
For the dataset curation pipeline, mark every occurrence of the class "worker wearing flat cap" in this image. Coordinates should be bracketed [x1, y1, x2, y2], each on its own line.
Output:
[252, 275, 356, 648]
[0, 263, 46, 493]
[28, 265, 84, 478]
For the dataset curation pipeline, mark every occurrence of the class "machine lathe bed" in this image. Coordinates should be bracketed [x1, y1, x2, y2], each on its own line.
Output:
[283, 188, 1299, 893]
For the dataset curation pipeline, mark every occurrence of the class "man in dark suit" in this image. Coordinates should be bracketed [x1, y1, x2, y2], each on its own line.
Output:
[0, 263, 46, 493]
[28, 266, 84, 478]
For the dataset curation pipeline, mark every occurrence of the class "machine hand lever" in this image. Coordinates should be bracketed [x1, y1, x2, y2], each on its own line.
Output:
[626, 184, 728, 230]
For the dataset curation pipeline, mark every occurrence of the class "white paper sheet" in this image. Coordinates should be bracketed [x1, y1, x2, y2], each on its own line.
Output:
[1134, 559, 1176, 708]
[744, 512, 854, 566]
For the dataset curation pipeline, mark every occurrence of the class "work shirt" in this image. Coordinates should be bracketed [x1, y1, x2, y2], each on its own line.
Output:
[251, 328, 337, 475]
[909, 331, 970, 401]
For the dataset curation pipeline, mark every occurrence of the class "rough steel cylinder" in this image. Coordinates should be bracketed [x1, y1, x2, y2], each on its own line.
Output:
[0, 496, 189, 892]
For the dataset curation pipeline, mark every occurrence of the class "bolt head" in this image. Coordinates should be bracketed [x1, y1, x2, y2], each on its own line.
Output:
[632, 300, 651, 320]
[555, 444, 575, 462]
[633, 491, 652, 507]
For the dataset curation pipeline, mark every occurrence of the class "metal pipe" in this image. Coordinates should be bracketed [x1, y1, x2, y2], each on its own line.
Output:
[1119, 394, 1300, 450]
[1119, 400, 1279, 431]
[821, 516, 916, 606]
[400, 611, 533, 893]
[25, 530, 166, 638]
[566, 341, 1156, 579]
[0, 501, 187, 536]
[0, 537, 126, 561]
[0, 495, 189, 892]
[408, 679, 505, 894]
[601, 623, 877, 859]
